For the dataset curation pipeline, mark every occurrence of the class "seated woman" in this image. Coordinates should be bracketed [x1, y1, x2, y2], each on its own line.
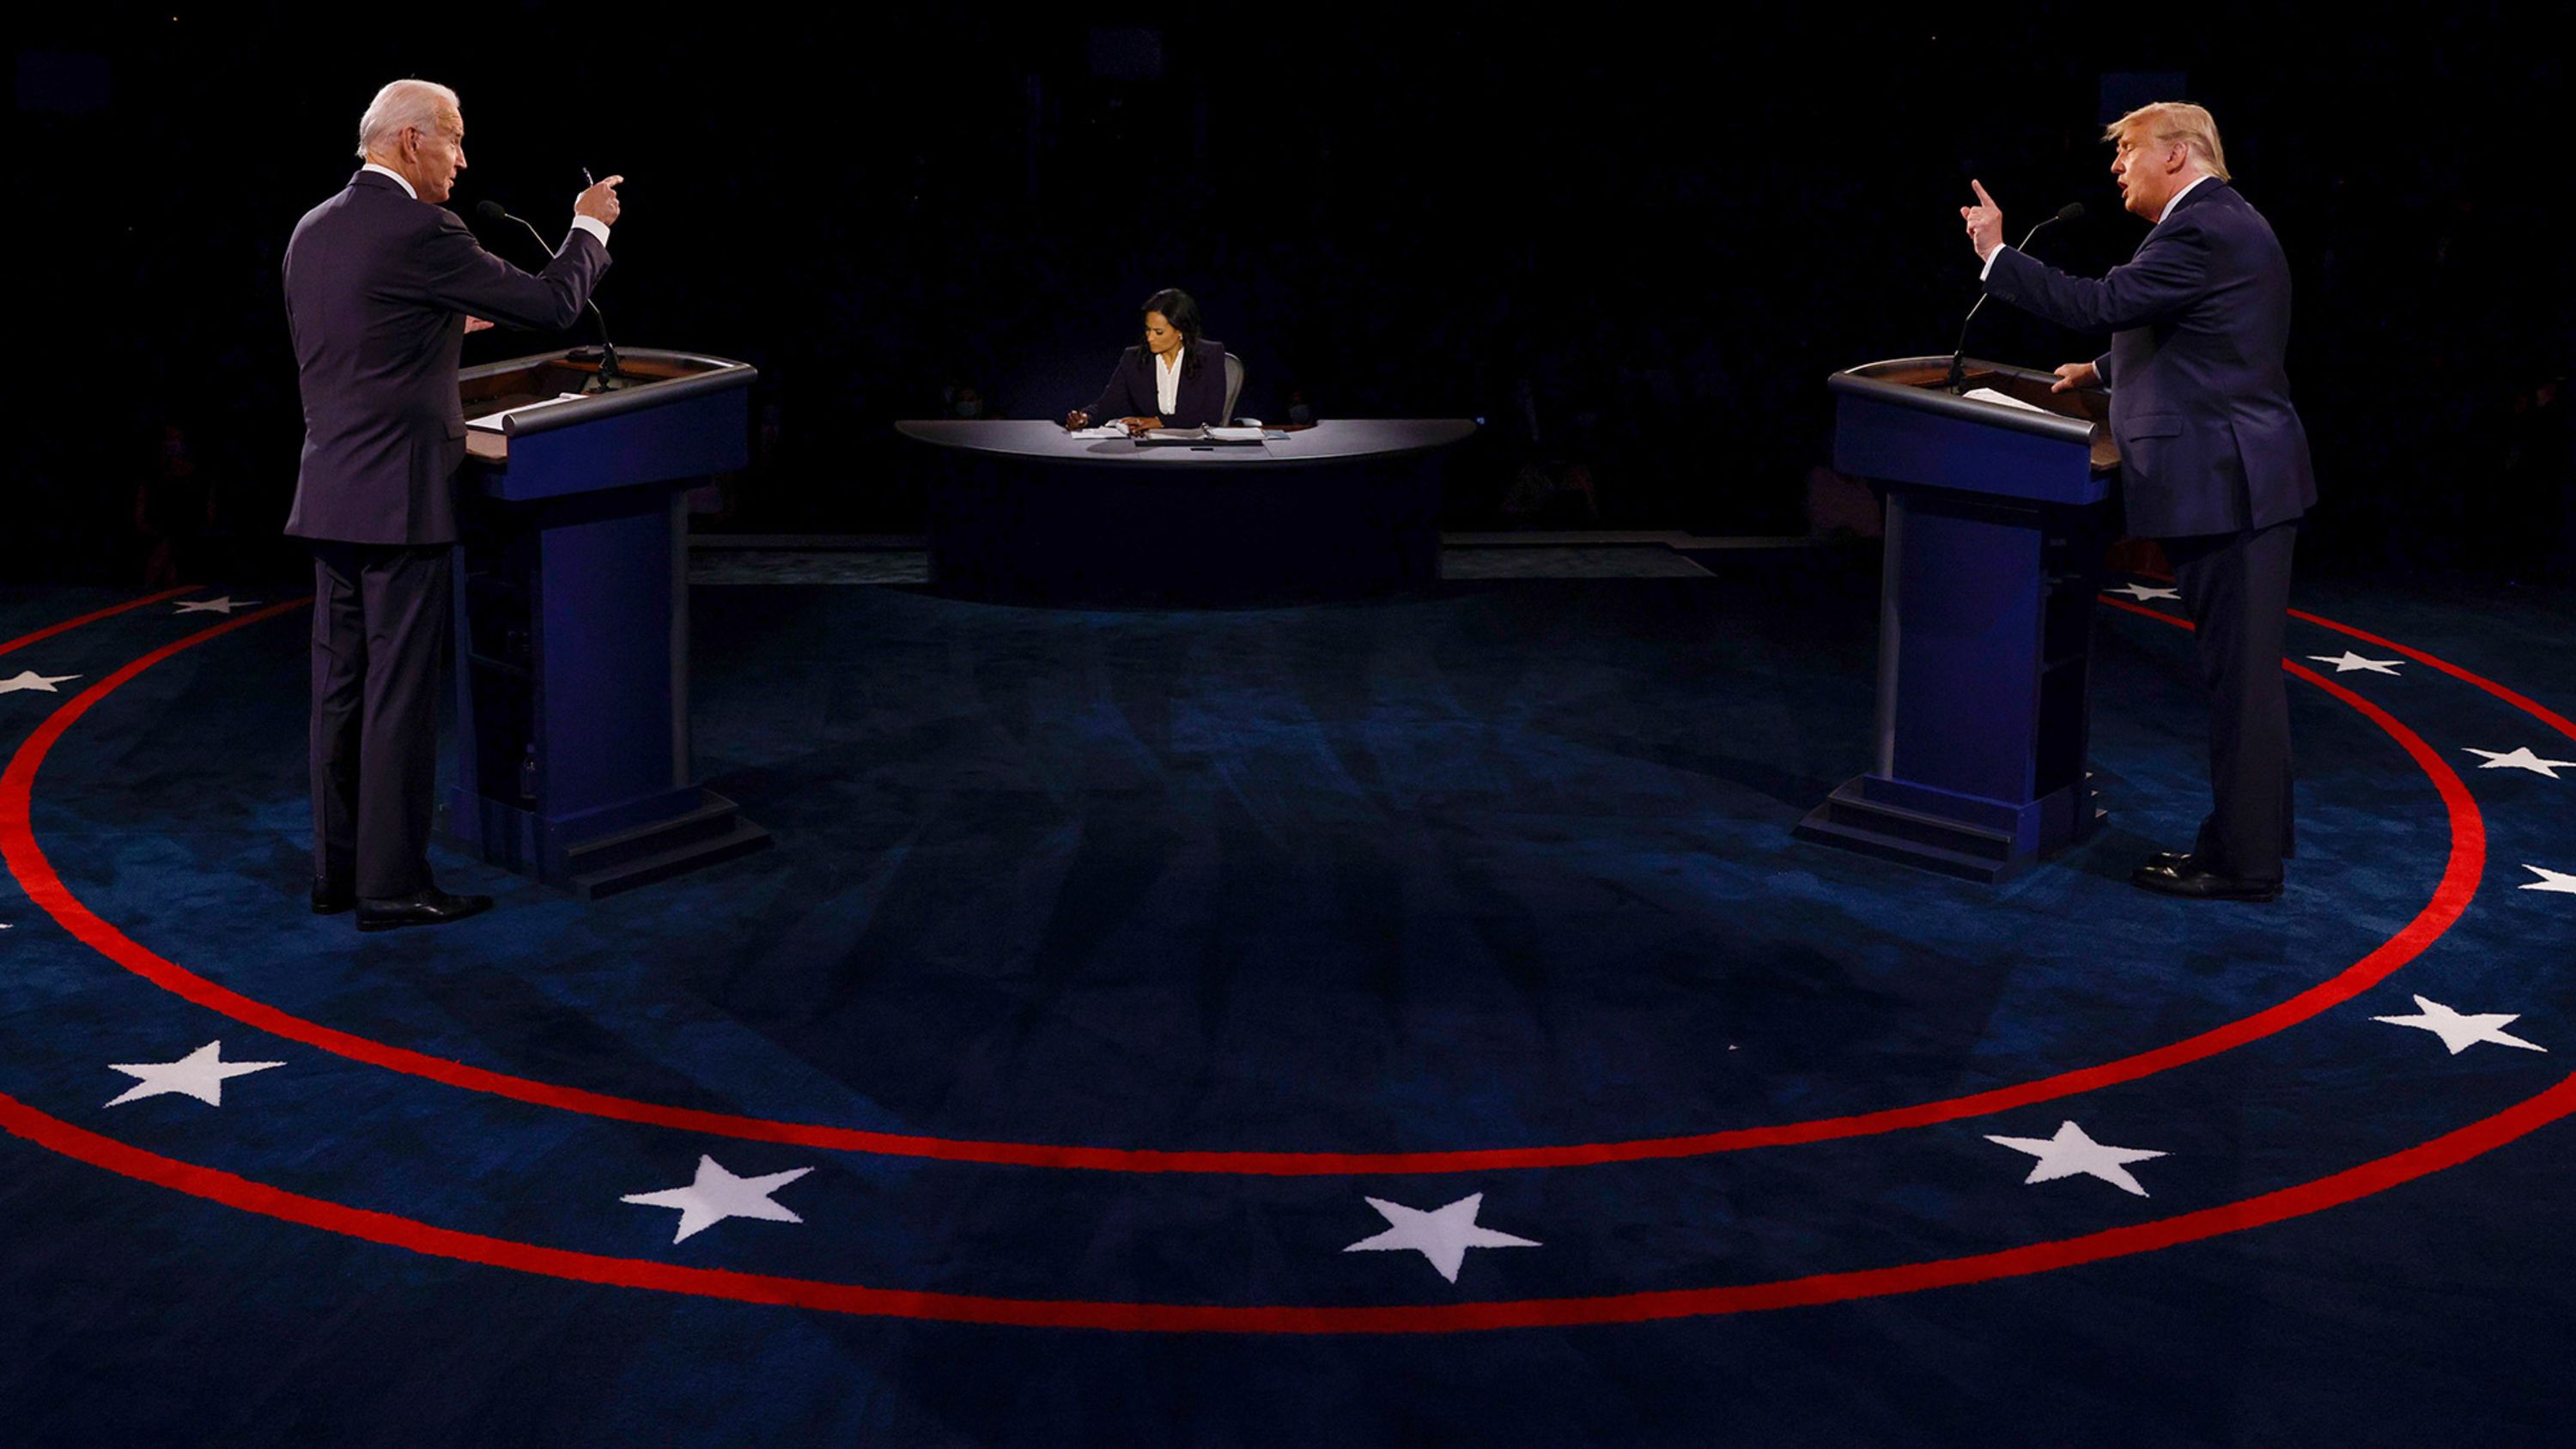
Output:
[1065, 288, 1229, 433]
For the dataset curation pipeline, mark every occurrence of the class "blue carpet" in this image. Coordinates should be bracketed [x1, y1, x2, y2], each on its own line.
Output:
[1, 564, 2568, 1446]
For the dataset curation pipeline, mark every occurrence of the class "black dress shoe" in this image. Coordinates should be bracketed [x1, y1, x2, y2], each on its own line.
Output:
[312, 882, 355, 916]
[2131, 855, 2281, 902]
[355, 888, 495, 932]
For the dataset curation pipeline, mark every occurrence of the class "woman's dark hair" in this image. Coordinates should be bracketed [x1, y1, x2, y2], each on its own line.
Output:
[1142, 288, 1205, 378]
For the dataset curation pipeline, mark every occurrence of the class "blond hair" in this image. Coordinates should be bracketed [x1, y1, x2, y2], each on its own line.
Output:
[2105, 101, 2230, 183]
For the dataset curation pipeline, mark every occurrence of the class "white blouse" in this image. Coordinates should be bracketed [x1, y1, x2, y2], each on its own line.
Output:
[1155, 348, 1182, 417]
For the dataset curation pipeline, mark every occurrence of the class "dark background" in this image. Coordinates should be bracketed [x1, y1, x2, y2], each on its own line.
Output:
[10, 4, 2568, 585]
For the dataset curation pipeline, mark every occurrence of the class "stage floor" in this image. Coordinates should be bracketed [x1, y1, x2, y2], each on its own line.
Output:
[3, 561, 2569, 1446]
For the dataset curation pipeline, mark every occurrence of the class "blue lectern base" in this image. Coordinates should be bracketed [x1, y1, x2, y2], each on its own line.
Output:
[441, 787, 772, 900]
[1795, 773, 2099, 883]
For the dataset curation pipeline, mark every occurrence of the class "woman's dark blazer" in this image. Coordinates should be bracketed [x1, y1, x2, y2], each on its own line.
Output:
[1078, 337, 1229, 427]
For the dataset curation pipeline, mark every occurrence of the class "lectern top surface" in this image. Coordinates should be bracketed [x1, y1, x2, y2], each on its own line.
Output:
[460, 348, 755, 439]
[1834, 355, 2115, 472]
[459, 349, 756, 466]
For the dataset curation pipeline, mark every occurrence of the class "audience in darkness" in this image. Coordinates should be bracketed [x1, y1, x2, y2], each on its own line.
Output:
[133, 423, 215, 588]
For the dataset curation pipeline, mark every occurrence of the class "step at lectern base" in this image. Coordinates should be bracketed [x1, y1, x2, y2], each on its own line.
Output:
[1795, 775, 2103, 884]
[442, 788, 773, 900]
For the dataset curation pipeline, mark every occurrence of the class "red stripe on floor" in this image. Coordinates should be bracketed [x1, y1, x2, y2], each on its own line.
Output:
[0, 587, 203, 659]
[2, 1073, 2567, 1332]
[0, 599, 2485, 1175]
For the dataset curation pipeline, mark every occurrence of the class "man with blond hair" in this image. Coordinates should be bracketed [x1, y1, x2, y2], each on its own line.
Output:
[283, 78, 625, 931]
[1959, 101, 2316, 902]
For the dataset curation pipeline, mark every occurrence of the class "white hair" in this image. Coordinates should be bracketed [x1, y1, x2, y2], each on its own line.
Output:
[354, 79, 460, 159]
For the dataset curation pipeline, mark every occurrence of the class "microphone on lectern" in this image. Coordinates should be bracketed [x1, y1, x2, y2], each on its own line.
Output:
[1947, 201, 2087, 394]
[472, 198, 627, 390]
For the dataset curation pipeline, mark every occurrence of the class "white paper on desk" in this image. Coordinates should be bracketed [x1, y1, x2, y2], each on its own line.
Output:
[1962, 387, 2050, 415]
[465, 392, 587, 433]
[1066, 426, 1128, 439]
[1142, 426, 1264, 444]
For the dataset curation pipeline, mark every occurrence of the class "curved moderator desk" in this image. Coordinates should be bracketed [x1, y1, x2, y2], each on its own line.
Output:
[896, 419, 1477, 604]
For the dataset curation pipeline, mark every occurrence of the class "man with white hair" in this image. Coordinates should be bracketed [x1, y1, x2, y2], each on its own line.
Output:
[283, 78, 624, 931]
[1959, 102, 2317, 902]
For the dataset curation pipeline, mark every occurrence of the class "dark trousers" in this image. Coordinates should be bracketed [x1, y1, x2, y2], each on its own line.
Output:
[2165, 520, 2299, 882]
[309, 542, 453, 899]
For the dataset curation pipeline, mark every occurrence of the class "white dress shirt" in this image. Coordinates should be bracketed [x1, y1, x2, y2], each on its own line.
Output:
[1154, 348, 1182, 417]
[361, 161, 611, 246]
[361, 161, 417, 199]
[2155, 173, 2214, 224]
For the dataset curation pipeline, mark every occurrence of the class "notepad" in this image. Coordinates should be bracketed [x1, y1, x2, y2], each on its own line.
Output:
[1139, 425, 1265, 445]
[1963, 387, 2050, 415]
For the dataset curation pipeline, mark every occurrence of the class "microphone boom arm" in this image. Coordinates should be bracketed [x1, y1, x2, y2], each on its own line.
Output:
[479, 203, 625, 390]
[1947, 203, 2084, 393]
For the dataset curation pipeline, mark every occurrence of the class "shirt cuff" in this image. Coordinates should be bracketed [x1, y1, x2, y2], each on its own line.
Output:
[568, 215, 611, 247]
[1979, 244, 2007, 280]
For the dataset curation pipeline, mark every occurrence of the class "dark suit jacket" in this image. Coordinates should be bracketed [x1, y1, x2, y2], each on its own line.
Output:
[1079, 338, 1230, 428]
[283, 170, 611, 545]
[1984, 179, 2316, 539]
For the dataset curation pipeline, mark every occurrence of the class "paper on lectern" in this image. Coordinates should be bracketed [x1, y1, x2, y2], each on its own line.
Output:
[465, 393, 588, 433]
[1962, 387, 2050, 415]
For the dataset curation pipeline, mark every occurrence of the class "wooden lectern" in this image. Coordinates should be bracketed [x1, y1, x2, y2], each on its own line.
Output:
[446, 348, 769, 897]
[1795, 355, 2118, 882]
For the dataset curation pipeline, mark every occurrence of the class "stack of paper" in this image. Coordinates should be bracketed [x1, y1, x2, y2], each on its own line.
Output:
[1962, 387, 2050, 415]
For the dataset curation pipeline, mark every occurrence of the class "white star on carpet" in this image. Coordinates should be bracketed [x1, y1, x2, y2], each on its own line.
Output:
[2520, 864, 2576, 895]
[2, 670, 81, 695]
[106, 1041, 286, 1107]
[2306, 651, 2405, 675]
[623, 1155, 813, 1243]
[2463, 746, 2576, 779]
[2372, 995, 2546, 1055]
[173, 596, 258, 615]
[1986, 1120, 2168, 1197]
[2109, 584, 2182, 602]
[1342, 1192, 1539, 1282]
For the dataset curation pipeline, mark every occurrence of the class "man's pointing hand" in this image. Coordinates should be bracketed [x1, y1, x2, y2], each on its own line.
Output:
[1961, 179, 2004, 261]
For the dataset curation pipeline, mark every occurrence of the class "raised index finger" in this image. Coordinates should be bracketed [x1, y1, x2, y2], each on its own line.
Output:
[601, 174, 625, 188]
[1970, 179, 1995, 206]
